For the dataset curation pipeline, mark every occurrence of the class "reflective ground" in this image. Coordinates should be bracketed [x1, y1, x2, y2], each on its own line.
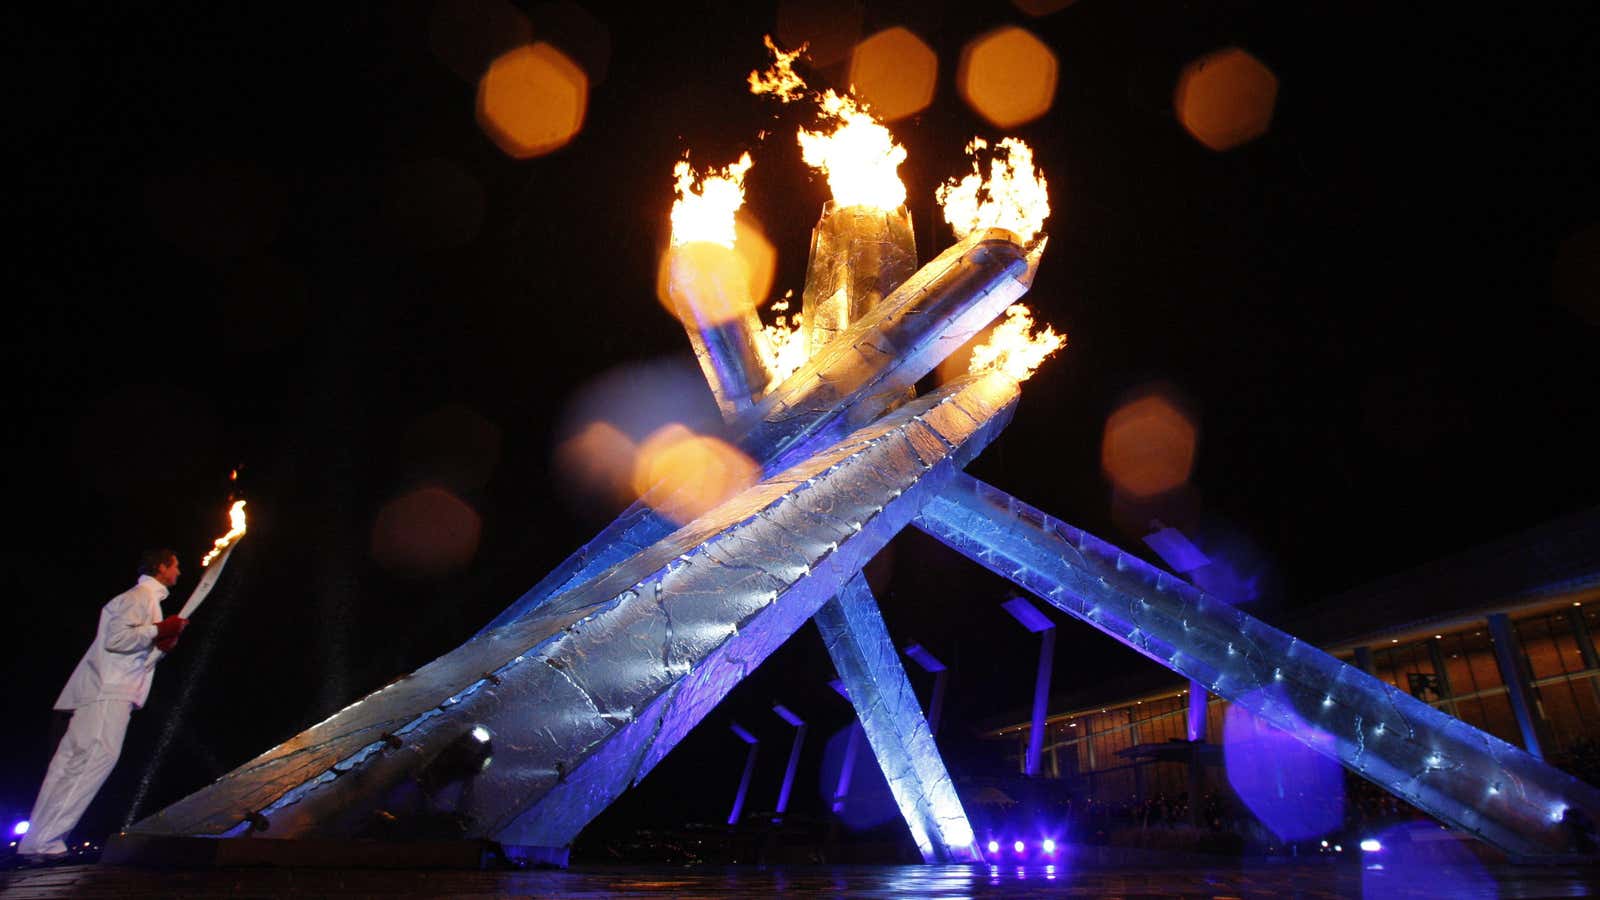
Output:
[2, 862, 1598, 899]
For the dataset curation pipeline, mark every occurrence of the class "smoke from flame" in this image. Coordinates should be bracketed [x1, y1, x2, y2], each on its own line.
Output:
[751, 37, 908, 211]
[670, 153, 754, 248]
[937, 137, 1050, 244]
[200, 500, 248, 567]
[969, 304, 1064, 381]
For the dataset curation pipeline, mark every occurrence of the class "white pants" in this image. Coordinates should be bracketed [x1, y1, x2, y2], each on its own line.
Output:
[18, 700, 134, 856]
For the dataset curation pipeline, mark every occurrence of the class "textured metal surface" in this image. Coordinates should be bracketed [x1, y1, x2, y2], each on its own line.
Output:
[801, 204, 917, 355]
[130, 373, 1019, 844]
[482, 230, 1042, 634]
[666, 243, 774, 419]
[736, 228, 1041, 476]
[814, 573, 981, 862]
[914, 473, 1600, 859]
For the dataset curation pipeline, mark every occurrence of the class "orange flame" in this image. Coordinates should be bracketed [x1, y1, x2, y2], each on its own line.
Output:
[670, 153, 755, 248]
[750, 37, 908, 211]
[968, 304, 1064, 381]
[760, 290, 808, 386]
[747, 35, 807, 102]
[200, 500, 248, 567]
[936, 137, 1050, 244]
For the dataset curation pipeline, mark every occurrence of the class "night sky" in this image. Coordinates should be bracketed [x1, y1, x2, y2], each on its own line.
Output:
[6, 1, 1599, 846]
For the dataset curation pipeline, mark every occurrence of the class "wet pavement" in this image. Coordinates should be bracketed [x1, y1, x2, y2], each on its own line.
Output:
[2, 861, 1598, 899]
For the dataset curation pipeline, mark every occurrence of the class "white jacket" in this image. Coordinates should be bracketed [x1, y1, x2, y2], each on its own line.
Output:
[54, 575, 169, 710]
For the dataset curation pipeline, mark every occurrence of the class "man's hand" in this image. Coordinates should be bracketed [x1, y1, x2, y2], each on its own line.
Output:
[154, 615, 188, 643]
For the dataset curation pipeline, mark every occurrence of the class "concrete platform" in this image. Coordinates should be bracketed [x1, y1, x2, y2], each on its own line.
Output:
[3, 861, 1599, 898]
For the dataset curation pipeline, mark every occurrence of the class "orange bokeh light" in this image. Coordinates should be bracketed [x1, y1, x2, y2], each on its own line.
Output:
[632, 424, 760, 525]
[476, 42, 588, 159]
[777, 0, 864, 67]
[557, 420, 639, 507]
[1174, 47, 1279, 151]
[1553, 223, 1600, 326]
[1101, 392, 1197, 499]
[656, 214, 776, 324]
[958, 27, 1058, 128]
[1012, 0, 1078, 15]
[848, 27, 937, 122]
[370, 486, 482, 577]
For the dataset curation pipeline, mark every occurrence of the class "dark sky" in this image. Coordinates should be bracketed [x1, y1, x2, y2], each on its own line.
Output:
[6, 1, 1599, 843]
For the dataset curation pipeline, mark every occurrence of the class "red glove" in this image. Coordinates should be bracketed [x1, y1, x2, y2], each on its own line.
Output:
[154, 615, 188, 642]
[156, 634, 181, 653]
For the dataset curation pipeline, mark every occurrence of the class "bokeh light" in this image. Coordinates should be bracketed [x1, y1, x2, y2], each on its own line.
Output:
[74, 384, 221, 501]
[370, 486, 482, 577]
[528, 1, 612, 85]
[554, 358, 722, 517]
[556, 421, 638, 508]
[656, 214, 776, 325]
[777, 0, 864, 67]
[958, 27, 1058, 128]
[631, 424, 760, 525]
[847, 27, 937, 122]
[818, 724, 898, 829]
[1101, 389, 1197, 499]
[476, 42, 588, 159]
[428, 0, 531, 81]
[220, 255, 309, 353]
[1174, 47, 1279, 151]
[400, 404, 502, 491]
[1361, 821, 1495, 899]
[380, 157, 485, 249]
[1012, 0, 1077, 15]
[145, 161, 284, 261]
[1223, 688, 1345, 841]
[1553, 223, 1600, 326]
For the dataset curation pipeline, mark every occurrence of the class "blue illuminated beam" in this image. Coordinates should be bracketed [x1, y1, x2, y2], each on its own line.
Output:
[814, 573, 982, 862]
[914, 473, 1600, 860]
[727, 723, 759, 826]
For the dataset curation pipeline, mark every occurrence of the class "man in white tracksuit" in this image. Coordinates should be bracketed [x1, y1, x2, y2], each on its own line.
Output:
[18, 549, 188, 860]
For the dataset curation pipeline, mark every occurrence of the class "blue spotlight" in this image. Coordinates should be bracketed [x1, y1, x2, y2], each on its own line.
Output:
[11, 820, 27, 836]
[1360, 838, 1383, 852]
[986, 839, 1000, 854]
[1041, 837, 1056, 854]
[1013, 839, 1025, 854]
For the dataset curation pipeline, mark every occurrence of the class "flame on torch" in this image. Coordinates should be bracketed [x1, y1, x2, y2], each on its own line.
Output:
[760, 291, 808, 385]
[936, 137, 1051, 244]
[968, 304, 1065, 382]
[666, 153, 766, 327]
[670, 153, 754, 249]
[200, 500, 248, 567]
[751, 37, 909, 212]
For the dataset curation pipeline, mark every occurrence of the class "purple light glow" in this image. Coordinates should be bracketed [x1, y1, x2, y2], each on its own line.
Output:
[987, 839, 1000, 853]
[1361, 822, 1493, 898]
[1223, 687, 1344, 841]
[1041, 838, 1056, 853]
[1013, 840, 1025, 853]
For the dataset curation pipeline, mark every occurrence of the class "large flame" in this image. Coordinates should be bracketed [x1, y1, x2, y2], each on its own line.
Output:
[969, 304, 1064, 381]
[670, 153, 754, 248]
[936, 137, 1050, 244]
[751, 37, 908, 211]
[200, 500, 248, 567]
